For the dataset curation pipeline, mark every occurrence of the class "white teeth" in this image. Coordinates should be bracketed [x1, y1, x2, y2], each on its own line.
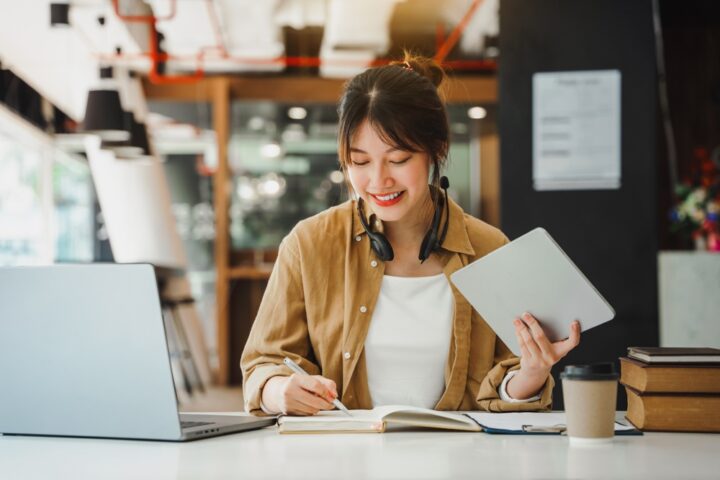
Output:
[375, 192, 402, 201]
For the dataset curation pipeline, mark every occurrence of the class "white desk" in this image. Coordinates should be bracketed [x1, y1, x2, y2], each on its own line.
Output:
[1, 419, 719, 479]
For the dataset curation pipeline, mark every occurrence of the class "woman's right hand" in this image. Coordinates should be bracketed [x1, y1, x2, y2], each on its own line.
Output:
[262, 374, 338, 415]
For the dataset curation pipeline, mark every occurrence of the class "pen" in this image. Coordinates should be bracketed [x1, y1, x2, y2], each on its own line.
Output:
[283, 357, 352, 417]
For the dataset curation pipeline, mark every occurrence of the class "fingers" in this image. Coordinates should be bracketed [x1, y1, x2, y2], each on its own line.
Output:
[291, 388, 335, 414]
[514, 317, 542, 359]
[283, 374, 337, 416]
[514, 320, 533, 359]
[520, 313, 555, 358]
[515, 314, 582, 367]
[556, 320, 582, 357]
[296, 374, 337, 401]
[314, 376, 339, 400]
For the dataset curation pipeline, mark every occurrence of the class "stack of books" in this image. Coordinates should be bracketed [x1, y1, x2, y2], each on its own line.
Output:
[620, 347, 720, 432]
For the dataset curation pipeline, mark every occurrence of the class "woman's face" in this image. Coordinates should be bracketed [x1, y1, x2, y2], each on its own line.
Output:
[346, 119, 430, 223]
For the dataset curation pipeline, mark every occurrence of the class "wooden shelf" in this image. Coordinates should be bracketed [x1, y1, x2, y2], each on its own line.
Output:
[227, 265, 274, 281]
[144, 74, 497, 104]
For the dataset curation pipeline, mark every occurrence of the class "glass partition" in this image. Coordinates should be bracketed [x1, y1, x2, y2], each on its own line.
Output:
[53, 150, 94, 262]
[0, 109, 95, 266]
[226, 101, 478, 250]
[0, 127, 51, 265]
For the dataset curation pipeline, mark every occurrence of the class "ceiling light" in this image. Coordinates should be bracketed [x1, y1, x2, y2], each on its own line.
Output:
[82, 67, 130, 141]
[50, 3, 70, 27]
[329, 170, 345, 184]
[236, 177, 258, 201]
[99, 111, 149, 158]
[261, 142, 282, 158]
[247, 116, 265, 131]
[257, 173, 287, 199]
[467, 106, 487, 120]
[288, 107, 307, 120]
[129, 114, 151, 155]
[281, 124, 306, 143]
[83, 90, 130, 141]
[451, 123, 468, 135]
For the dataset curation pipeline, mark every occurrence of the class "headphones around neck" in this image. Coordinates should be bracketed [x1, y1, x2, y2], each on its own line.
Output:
[357, 176, 450, 263]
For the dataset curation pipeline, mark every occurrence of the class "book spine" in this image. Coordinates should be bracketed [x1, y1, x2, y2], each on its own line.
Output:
[624, 387, 720, 432]
[620, 358, 720, 393]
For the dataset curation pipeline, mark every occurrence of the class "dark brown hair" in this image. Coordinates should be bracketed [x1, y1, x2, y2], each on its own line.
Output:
[337, 53, 450, 190]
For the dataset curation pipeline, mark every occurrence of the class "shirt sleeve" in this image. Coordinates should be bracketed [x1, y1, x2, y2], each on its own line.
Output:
[240, 231, 320, 416]
[497, 370, 542, 403]
[471, 336, 554, 412]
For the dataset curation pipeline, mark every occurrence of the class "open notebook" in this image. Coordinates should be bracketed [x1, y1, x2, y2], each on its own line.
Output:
[277, 407, 642, 435]
[277, 406, 481, 434]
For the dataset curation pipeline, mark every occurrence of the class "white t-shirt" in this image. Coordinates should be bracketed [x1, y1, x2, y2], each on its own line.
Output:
[364, 274, 540, 408]
[364, 273, 454, 408]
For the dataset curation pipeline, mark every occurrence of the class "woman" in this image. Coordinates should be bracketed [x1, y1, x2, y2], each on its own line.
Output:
[241, 54, 581, 416]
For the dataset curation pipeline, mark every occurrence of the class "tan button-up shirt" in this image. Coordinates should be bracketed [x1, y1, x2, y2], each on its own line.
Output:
[241, 198, 553, 414]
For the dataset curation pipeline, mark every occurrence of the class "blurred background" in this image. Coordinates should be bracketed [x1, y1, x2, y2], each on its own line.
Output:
[0, 0, 718, 410]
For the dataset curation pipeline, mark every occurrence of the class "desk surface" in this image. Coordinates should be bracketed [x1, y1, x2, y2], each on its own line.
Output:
[2, 415, 719, 480]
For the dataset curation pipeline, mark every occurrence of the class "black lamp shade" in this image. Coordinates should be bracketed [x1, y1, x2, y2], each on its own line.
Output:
[50, 3, 70, 26]
[83, 89, 130, 141]
[100, 111, 152, 159]
[131, 119, 151, 155]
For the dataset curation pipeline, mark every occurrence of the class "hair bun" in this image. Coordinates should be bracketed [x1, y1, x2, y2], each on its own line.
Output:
[391, 52, 446, 89]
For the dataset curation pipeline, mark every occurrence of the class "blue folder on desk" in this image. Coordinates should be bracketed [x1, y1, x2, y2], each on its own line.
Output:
[466, 412, 642, 435]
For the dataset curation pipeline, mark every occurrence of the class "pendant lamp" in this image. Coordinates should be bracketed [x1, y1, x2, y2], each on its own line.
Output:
[82, 67, 130, 141]
[130, 115, 151, 155]
[50, 3, 70, 27]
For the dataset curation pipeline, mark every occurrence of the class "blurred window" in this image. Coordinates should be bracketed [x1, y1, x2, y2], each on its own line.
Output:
[53, 151, 94, 262]
[0, 109, 95, 265]
[0, 128, 51, 265]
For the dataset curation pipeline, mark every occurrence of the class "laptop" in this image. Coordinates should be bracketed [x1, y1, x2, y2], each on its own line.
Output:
[0, 264, 275, 441]
[450, 228, 615, 355]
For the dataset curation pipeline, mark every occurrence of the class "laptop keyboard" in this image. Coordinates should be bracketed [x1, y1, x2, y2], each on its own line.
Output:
[181, 420, 213, 429]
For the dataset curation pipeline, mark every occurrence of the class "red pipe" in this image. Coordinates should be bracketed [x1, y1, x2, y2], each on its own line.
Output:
[112, 0, 207, 84]
[147, 22, 204, 84]
[434, 0, 484, 64]
[106, 0, 496, 79]
[436, 22, 445, 54]
[96, 52, 496, 71]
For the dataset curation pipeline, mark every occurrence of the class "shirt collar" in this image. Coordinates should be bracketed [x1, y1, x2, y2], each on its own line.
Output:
[351, 193, 475, 256]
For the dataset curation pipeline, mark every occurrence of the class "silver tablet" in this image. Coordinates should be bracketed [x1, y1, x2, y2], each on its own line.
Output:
[450, 228, 615, 355]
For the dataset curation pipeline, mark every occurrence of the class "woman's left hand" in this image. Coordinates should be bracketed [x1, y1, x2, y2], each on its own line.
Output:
[506, 313, 581, 400]
[513, 312, 581, 378]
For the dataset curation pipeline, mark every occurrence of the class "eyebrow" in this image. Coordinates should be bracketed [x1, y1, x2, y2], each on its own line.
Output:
[349, 147, 400, 154]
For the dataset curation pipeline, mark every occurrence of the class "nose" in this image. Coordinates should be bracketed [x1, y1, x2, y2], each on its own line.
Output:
[370, 162, 394, 190]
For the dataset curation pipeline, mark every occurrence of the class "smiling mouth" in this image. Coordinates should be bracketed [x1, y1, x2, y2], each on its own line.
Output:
[368, 190, 405, 206]
[371, 191, 402, 201]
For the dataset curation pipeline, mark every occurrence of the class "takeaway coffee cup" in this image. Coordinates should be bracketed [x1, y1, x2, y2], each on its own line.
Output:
[561, 363, 619, 444]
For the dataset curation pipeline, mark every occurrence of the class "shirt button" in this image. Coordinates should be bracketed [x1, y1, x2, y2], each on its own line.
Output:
[359, 305, 367, 313]
[370, 260, 378, 268]
[355, 235, 361, 242]
[344, 352, 351, 360]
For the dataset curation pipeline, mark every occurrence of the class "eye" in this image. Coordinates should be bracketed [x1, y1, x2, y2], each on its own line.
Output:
[350, 159, 369, 166]
[390, 156, 412, 165]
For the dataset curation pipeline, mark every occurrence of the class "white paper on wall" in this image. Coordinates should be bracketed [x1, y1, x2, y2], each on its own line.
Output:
[532, 70, 621, 191]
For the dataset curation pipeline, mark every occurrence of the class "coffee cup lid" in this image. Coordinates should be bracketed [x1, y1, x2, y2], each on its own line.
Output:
[560, 363, 618, 381]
